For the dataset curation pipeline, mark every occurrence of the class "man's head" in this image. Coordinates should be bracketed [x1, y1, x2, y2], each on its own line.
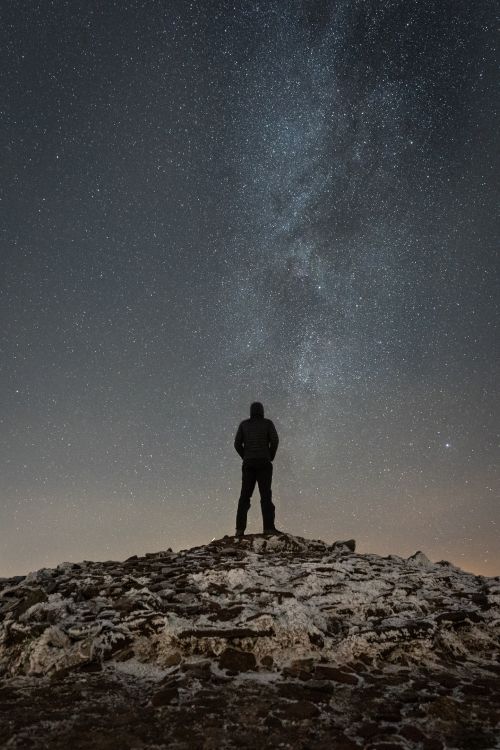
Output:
[250, 401, 264, 418]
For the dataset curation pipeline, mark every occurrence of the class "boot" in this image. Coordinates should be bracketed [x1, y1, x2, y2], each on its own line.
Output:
[263, 527, 285, 535]
[235, 529, 245, 538]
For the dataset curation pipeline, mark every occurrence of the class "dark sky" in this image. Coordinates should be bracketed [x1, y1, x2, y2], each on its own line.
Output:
[1, 1, 498, 577]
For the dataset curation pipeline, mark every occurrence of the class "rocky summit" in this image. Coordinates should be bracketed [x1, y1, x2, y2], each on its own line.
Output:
[0, 532, 499, 750]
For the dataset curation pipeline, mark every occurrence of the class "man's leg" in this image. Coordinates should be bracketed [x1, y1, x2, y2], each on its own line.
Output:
[236, 463, 257, 533]
[257, 461, 276, 531]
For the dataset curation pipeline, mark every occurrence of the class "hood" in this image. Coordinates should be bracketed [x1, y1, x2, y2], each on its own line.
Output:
[250, 401, 264, 418]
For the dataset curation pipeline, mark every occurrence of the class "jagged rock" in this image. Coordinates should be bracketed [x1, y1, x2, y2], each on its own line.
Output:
[0, 532, 498, 748]
[435, 609, 482, 624]
[12, 588, 48, 618]
[332, 539, 356, 552]
[407, 551, 434, 568]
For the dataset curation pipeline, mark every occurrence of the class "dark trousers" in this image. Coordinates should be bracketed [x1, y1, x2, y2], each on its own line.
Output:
[236, 459, 276, 532]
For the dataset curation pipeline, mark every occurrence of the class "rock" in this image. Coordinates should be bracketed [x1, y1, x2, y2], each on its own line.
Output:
[76, 659, 103, 673]
[0, 530, 499, 750]
[218, 648, 256, 672]
[435, 609, 482, 624]
[407, 551, 434, 568]
[357, 721, 379, 738]
[113, 647, 135, 662]
[276, 682, 309, 700]
[461, 681, 492, 696]
[178, 626, 274, 638]
[151, 686, 178, 706]
[0, 685, 19, 701]
[332, 539, 356, 552]
[436, 672, 461, 689]
[308, 631, 324, 647]
[264, 714, 283, 729]
[427, 696, 462, 721]
[180, 659, 212, 678]
[103, 632, 134, 658]
[328, 739, 362, 750]
[4, 622, 38, 645]
[401, 725, 426, 742]
[282, 664, 314, 681]
[314, 665, 358, 684]
[422, 740, 444, 750]
[276, 680, 333, 703]
[13, 588, 48, 617]
[377, 704, 402, 722]
[149, 581, 174, 593]
[276, 699, 320, 719]
[162, 651, 182, 667]
[78, 584, 100, 600]
[207, 605, 244, 622]
[113, 597, 138, 614]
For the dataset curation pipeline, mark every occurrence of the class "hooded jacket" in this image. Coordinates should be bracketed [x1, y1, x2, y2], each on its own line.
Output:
[234, 402, 279, 463]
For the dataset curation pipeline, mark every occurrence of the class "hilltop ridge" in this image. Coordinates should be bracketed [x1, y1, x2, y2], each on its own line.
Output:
[1, 532, 499, 749]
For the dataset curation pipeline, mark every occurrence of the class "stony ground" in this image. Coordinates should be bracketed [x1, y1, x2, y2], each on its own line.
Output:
[1, 532, 499, 749]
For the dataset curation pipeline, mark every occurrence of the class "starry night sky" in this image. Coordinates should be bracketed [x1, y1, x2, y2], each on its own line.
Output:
[2, 1, 498, 577]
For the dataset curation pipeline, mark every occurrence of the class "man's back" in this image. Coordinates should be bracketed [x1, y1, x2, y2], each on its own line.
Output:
[234, 401, 281, 535]
[234, 417, 279, 463]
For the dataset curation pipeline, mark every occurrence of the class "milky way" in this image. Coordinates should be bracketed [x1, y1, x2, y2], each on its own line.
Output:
[1, 1, 498, 576]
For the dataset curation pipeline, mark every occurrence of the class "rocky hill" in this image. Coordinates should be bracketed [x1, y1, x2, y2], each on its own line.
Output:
[0, 532, 499, 749]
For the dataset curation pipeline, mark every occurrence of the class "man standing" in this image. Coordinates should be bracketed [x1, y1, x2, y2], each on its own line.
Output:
[233, 401, 282, 537]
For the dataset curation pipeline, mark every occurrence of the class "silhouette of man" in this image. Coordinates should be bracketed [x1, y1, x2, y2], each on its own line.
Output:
[234, 401, 280, 537]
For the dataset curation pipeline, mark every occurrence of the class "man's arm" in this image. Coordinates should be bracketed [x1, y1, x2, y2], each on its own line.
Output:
[234, 422, 245, 459]
[268, 420, 279, 461]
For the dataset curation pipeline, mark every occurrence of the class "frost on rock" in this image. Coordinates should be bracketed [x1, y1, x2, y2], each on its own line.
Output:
[28, 625, 90, 675]
[0, 531, 499, 681]
[1, 531, 499, 750]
